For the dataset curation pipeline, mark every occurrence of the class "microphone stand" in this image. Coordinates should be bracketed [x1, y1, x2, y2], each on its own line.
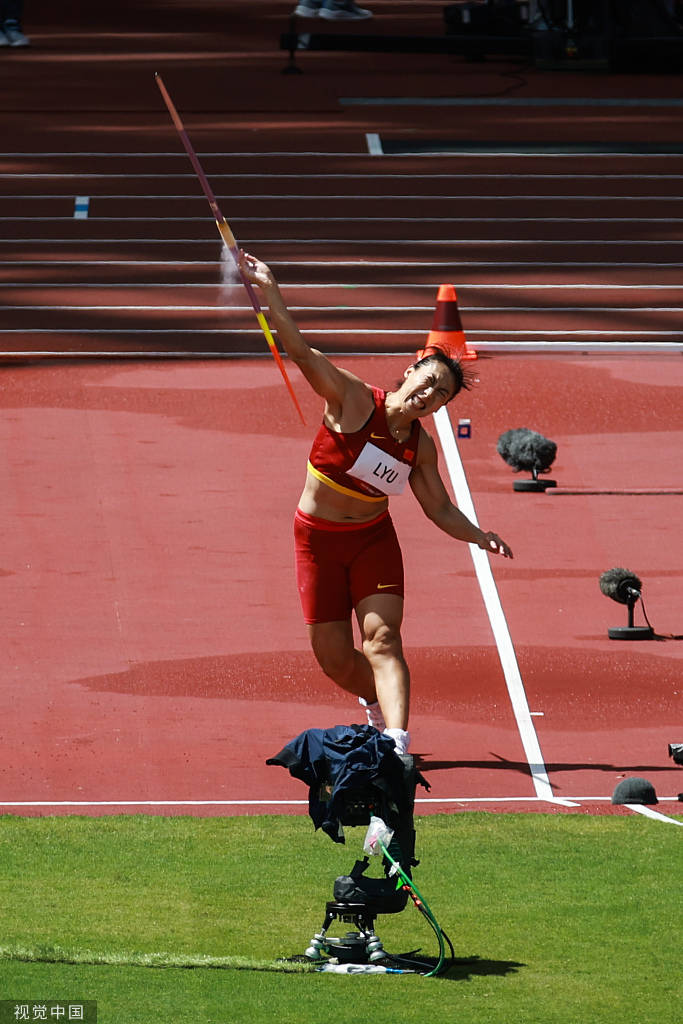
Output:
[607, 595, 654, 641]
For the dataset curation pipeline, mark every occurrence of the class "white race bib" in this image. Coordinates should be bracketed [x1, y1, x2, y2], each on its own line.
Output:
[348, 442, 412, 496]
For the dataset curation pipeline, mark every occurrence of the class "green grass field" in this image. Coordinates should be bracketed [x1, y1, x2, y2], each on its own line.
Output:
[0, 812, 679, 1024]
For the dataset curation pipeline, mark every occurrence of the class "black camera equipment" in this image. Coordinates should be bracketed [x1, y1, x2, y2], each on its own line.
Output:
[267, 725, 453, 975]
[668, 743, 683, 766]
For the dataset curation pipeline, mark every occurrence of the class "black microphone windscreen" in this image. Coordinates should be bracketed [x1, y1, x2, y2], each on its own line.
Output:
[496, 428, 557, 474]
[599, 567, 643, 604]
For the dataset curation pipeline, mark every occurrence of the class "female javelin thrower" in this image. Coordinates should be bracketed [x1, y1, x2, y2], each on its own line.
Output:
[239, 251, 513, 755]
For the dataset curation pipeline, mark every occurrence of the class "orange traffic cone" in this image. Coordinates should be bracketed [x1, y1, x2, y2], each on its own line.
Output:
[416, 283, 477, 362]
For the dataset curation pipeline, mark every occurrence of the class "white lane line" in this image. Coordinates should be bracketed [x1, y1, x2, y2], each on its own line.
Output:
[0, 347, 681, 360]
[0, 151, 386, 157]
[418, 797, 681, 805]
[234, 239, 683, 246]
[5, 239, 683, 247]
[344, 98, 683, 107]
[361, 149, 683, 158]
[3, 260, 683, 269]
[3, 172, 683, 181]
[4, 145, 683, 154]
[0, 351, 280, 358]
[1, 797, 677, 808]
[625, 804, 683, 826]
[0, 800, 311, 807]
[0, 794, 679, 811]
[5, 305, 683, 314]
[173, 259, 683, 268]
[3, 283, 683, 291]
[2, 344, 681, 358]
[432, 405, 579, 808]
[7, 193, 683, 201]
[4, 330, 683, 341]
[10, 210, 683, 226]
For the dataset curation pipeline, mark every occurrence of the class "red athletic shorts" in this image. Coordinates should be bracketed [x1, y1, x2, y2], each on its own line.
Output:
[294, 508, 404, 624]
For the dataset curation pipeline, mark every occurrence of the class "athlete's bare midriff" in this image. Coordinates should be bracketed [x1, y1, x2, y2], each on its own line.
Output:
[298, 471, 390, 524]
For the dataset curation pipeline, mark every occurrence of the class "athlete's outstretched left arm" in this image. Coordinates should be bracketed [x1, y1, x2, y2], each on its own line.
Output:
[409, 433, 513, 557]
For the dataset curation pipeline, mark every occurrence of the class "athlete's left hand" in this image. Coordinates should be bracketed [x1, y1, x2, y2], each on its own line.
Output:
[479, 532, 513, 558]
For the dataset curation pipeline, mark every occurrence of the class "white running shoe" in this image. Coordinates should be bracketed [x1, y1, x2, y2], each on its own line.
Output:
[359, 697, 386, 732]
[294, 2, 322, 15]
[383, 728, 410, 755]
[320, 2, 373, 20]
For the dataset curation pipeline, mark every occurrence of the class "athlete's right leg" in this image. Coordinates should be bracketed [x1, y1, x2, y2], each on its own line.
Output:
[295, 510, 388, 727]
[307, 619, 377, 704]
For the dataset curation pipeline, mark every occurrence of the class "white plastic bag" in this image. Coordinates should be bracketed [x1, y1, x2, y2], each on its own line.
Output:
[363, 815, 394, 856]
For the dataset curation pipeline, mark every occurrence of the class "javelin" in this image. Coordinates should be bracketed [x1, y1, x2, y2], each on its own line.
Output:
[154, 72, 306, 425]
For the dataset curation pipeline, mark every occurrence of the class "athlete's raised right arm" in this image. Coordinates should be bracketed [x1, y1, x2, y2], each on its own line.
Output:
[238, 251, 356, 410]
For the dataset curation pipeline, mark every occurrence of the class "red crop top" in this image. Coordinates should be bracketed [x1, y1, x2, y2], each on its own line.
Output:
[307, 387, 422, 502]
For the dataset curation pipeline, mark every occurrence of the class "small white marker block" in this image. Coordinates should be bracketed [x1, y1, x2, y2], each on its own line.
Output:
[74, 196, 90, 219]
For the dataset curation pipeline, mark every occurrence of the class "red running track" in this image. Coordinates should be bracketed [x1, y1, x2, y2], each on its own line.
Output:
[0, 354, 681, 817]
[1, 0, 681, 819]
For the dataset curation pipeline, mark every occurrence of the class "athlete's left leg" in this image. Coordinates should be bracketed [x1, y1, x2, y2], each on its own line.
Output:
[355, 592, 409, 733]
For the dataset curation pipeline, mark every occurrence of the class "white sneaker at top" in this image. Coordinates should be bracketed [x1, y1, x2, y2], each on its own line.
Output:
[3, 22, 30, 46]
[383, 728, 410, 755]
[320, 2, 373, 20]
[294, 2, 322, 15]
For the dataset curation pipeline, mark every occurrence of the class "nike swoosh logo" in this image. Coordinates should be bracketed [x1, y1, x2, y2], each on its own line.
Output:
[370, 433, 386, 440]
[377, 583, 399, 590]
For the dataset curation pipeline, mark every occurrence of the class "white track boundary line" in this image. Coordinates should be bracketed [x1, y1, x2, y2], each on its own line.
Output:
[347, 98, 683, 107]
[5, 305, 683, 314]
[5, 238, 683, 246]
[3, 173, 683, 181]
[7, 194, 683, 202]
[3, 284, 683, 291]
[7, 211, 683, 222]
[433, 405, 578, 808]
[2, 344, 683, 358]
[346, 97, 683, 107]
[3, 260, 683, 269]
[6, 216, 683, 225]
[2, 151, 683, 167]
[4, 332, 683, 346]
[0, 797, 678, 808]
[624, 804, 683, 826]
[371, 149, 683, 158]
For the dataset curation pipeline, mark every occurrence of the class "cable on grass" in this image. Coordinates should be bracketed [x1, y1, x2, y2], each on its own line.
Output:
[378, 839, 454, 978]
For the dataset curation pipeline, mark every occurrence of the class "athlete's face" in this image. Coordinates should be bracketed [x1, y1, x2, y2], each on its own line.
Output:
[399, 361, 456, 417]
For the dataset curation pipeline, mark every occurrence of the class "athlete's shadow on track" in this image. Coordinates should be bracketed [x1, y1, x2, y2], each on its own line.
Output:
[446, 956, 526, 981]
[393, 954, 525, 981]
[415, 754, 674, 775]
